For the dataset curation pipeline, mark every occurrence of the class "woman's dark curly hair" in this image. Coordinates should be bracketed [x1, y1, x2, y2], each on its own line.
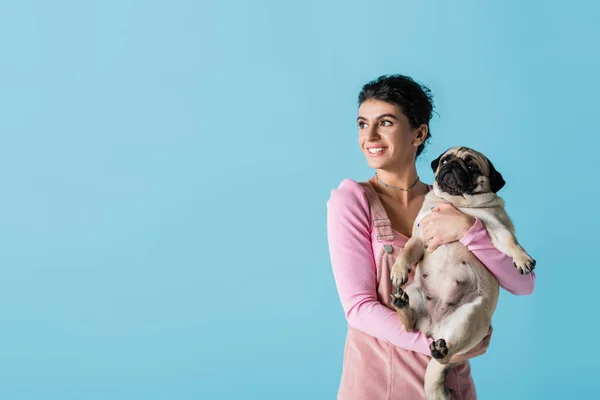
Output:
[358, 74, 435, 159]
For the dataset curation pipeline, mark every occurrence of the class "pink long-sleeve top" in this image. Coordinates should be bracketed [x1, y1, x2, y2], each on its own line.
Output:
[327, 178, 536, 356]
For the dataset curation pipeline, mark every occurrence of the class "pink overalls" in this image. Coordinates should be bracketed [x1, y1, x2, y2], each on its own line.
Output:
[336, 181, 476, 400]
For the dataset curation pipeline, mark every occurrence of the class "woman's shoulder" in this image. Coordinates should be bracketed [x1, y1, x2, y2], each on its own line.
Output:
[329, 177, 367, 198]
[327, 178, 370, 212]
[334, 177, 366, 191]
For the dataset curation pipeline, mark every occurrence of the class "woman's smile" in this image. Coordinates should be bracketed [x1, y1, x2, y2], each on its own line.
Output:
[366, 146, 389, 157]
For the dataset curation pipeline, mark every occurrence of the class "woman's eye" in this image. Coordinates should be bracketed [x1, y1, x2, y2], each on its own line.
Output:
[358, 122, 367, 129]
[381, 120, 392, 126]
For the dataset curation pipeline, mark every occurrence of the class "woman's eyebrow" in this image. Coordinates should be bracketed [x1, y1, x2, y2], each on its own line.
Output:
[356, 113, 398, 121]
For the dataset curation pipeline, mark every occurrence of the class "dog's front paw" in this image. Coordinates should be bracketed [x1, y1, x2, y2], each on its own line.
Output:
[430, 338, 449, 360]
[390, 259, 411, 286]
[390, 286, 409, 309]
[513, 251, 536, 274]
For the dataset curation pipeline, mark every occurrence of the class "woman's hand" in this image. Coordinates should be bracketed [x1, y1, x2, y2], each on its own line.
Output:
[448, 326, 493, 363]
[419, 203, 475, 252]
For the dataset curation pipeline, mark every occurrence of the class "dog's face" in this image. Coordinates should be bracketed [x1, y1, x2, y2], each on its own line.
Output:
[431, 146, 505, 196]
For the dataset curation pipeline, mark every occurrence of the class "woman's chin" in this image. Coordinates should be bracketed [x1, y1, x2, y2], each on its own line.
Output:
[367, 159, 385, 169]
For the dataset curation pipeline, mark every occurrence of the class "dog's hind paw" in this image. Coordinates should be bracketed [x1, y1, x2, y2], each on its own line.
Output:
[390, 286, 409, 309]
[430, 338, 449, 360]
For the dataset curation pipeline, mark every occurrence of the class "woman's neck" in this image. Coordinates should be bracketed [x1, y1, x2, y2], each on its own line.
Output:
[370, 168, 429, 203]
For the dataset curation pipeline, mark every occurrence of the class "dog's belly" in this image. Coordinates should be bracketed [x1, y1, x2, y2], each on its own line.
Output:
[415, 243, 488, 325]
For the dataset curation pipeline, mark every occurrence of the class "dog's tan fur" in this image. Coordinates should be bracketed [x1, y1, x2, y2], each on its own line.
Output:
[389, 146, 535, 400]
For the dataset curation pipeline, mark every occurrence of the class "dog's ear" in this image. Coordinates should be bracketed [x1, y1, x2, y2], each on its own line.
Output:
[431, 154, 442, 173]
[487, 159, 505, 193]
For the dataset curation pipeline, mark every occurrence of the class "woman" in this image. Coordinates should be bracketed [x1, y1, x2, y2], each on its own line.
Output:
[326, 74, 535, 399]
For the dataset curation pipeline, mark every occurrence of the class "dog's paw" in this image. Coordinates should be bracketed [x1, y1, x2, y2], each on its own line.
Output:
[513, 252, 536, 275]
[430, 338, 449, 360]
[390, 260, 411, 286]
[390, 286, 409, 309]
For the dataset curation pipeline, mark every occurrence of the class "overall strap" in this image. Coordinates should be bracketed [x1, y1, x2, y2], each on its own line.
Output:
[358, 181, 395, 243]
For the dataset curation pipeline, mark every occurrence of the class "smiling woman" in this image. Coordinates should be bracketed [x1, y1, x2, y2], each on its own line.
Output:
[326, 74, 535, 400]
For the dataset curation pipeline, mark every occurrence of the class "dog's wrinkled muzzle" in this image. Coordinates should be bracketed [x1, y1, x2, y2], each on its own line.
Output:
[436, 161, 474, 195]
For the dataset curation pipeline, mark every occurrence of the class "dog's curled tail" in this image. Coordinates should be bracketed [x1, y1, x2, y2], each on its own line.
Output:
[424, 359, 458, 400]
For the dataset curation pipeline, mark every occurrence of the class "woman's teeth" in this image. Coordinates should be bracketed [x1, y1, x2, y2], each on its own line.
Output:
[368, 147, 387, 154]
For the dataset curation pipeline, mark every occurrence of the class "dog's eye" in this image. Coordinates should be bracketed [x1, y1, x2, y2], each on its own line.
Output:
[468, 164, 477, 171]
[426, 296, 432, 301]
[446, 302, 456, 307]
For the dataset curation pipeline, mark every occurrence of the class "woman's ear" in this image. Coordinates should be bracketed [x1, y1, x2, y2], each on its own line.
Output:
[413, 124, 428, 146]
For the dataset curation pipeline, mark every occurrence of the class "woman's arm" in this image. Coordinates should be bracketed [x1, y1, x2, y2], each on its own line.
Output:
[459, 218, 536, 295]
[327, 179, 433, 356]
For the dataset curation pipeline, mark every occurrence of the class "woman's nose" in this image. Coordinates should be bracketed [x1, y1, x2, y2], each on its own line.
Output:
[365, 126, 380, 140]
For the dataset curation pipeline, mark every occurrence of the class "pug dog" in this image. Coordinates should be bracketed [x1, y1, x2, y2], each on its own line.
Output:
[389, 146, 535, 400]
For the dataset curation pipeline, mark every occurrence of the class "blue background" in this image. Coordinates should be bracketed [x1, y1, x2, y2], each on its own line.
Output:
[0, 1, 596, 399]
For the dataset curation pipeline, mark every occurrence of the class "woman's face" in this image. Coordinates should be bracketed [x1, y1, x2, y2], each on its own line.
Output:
[357, 99, 424, 170]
